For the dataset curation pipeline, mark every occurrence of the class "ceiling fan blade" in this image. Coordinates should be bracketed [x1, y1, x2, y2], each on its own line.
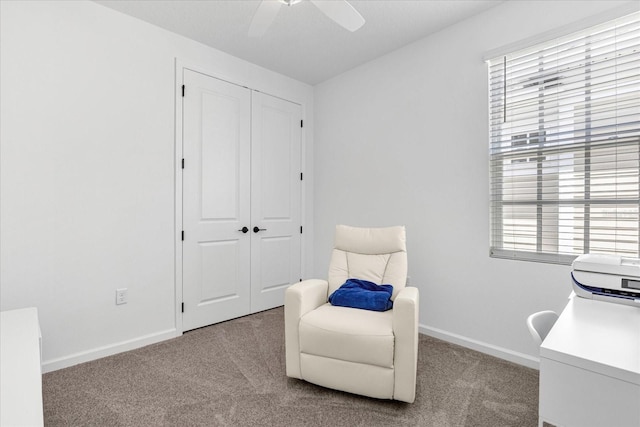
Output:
[248, 1, 282, 37]
[309, 0, 365, 32]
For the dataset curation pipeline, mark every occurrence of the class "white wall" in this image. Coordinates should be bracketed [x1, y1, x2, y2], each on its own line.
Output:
[0, 0, 314, 372]
[313, 0, 636, 367]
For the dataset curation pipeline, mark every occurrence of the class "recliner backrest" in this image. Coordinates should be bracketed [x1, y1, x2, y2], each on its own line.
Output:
[328, 225, 408, 300]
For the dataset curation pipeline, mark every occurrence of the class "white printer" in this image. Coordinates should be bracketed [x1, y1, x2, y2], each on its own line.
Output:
[571, 254, 640, 306]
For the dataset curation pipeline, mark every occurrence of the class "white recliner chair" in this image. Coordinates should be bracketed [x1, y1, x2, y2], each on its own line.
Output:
[285, 225, 419, 403]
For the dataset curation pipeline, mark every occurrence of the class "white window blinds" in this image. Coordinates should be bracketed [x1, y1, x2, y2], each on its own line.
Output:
[488, 12, 640, 264]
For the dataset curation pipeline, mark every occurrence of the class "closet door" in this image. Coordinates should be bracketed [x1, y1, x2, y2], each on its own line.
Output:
[250, 92, 302, 313]
[182, 70, 251, 331]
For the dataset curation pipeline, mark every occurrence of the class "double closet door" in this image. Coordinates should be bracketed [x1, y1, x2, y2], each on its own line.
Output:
[181, 69, 302, 332]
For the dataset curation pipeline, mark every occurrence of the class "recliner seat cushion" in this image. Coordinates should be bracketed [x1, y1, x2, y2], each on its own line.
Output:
[299, 303, 394, 368]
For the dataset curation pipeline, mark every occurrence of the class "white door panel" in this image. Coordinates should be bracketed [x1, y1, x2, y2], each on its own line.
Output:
[181, 70, 302, 329]
[251, 92, 302, 312]
[182, 69, 251, 331]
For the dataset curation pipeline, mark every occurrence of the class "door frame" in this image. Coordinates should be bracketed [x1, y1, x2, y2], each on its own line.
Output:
[174, 58, 309, 334]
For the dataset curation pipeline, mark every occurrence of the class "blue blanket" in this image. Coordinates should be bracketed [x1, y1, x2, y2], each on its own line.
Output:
[328, 279, 394, 312]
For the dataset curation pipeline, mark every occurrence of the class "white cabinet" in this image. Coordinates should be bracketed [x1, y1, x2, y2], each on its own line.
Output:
[539, 296, 640, 427]
[0, 307, 44, 426]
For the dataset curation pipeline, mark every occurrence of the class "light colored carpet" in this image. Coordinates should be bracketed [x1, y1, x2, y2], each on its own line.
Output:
[43, 307, 539, 426]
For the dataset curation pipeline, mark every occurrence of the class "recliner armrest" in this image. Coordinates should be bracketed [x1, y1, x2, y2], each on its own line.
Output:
[392, 286, 419, 403]
[392, 286, 419, 329]
[284, 279, 329, 379]
[285, 279, 329, 315]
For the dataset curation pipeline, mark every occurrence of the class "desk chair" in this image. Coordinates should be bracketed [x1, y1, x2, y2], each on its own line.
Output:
[526, 310, 558, 346]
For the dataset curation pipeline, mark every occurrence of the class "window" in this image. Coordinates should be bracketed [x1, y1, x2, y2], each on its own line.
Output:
[488, 12, 640, 264]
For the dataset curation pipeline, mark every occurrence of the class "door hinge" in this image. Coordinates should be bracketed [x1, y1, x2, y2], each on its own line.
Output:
[182, 158, 185, 169]
[300, 119, 303, 128]
[182, 85, 185, 97]
[181, 230, 184, 241]
[300, 226, 303, 234]
[181, 302, 184, 313]
[300, 172, 303, 181]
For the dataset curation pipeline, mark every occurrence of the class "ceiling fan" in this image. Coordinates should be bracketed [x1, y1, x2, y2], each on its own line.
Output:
[248, 0, 365, 37]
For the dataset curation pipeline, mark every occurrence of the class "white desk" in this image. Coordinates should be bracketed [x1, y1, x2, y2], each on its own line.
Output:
[0, 307, 44, 427]
[539, 296, 640, 427]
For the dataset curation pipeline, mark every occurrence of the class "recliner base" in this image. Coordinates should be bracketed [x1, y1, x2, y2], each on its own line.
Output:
[299, 353, 395, 400]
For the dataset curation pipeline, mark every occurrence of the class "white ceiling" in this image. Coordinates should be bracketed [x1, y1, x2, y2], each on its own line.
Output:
[94, 0, 504, 85]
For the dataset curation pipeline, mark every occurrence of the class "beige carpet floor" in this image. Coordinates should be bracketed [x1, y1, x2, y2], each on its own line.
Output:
[43, 307, 539, 426]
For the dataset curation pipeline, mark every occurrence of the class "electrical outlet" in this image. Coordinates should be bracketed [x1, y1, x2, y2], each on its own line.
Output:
[116, 288, 128, 305]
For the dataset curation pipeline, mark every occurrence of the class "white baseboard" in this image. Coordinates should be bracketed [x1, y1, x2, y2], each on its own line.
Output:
[419, 324, 540, 370]
[42, 324, 539, 373]
[42, 328, 180, 373]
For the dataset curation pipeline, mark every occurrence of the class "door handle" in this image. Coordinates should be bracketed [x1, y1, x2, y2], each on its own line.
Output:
[253, 226, 266, 233]
[238, 226, 249, 233]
